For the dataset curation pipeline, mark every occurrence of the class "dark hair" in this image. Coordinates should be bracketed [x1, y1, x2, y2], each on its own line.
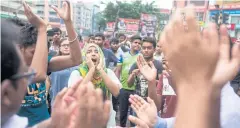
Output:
[78, 34, 82, 41]
[1, 19, 21, 83]
[52, 27, 62, 34]
[131, 35, 142, 42]
[117, 33, 126, 39]
[95, 33, 105, 40]
[110, 38, 119, 44]
[88, 34, 94, 38]
[10, 18, 38, 48]
[142, 37, 156, 48]
[59, 38, 68, 45]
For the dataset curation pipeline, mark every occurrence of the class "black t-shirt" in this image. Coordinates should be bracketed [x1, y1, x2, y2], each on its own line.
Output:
[129, 59, 163, 97]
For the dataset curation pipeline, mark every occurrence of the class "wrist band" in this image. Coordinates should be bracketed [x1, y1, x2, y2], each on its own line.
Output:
[68, 35, 78, 44]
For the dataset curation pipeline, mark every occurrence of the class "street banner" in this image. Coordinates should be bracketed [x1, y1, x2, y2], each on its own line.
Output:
[117, 18, 139, 37]
[106, 22, 115, 32]
[140, 13, 157, 38]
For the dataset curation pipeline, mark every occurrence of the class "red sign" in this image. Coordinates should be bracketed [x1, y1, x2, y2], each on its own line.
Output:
[117, 18, 139, 36]
[106, 22, 115, 32]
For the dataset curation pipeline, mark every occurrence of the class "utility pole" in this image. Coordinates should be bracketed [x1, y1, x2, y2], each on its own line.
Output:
[113, 1, 120, 37]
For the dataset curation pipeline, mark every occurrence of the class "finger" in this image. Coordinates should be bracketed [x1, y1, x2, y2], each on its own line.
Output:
[229, 43, 240, 79]
[147, 97, 155, 106]
[128, 115, 147, 127]
[149, 61, 155, 69]
[136, 56, 142, 69]
[103, 100, 111, 123]
[54, 87, 68, 105]
[96, 88, 103, 103]
[131, 104, 139, 113]
[87, 94, 97, 123]
[134, 94, 147, 106]
[219, 24, 230, 61]
[172, 8, 185, 33]
[184, 5, 197, 32]
[51, 5, 59, 13]
[130, 95, 142, 109]
[208, 23, 218, 46]
[68, 102, 78, 116]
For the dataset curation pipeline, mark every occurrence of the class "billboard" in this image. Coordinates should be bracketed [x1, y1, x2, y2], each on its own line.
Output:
[140, 13, 157, 38]
[106, 22, 115, 32]
[117, 18, 139, 36]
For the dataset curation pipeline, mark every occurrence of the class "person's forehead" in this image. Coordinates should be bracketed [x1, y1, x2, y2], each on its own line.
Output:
[142, 42, 153, 46]
[133, 39, 141, 42]
[61, 40, 69, 45]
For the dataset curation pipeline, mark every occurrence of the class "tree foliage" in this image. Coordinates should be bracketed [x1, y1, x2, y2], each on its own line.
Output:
[103, 0, 162, 22]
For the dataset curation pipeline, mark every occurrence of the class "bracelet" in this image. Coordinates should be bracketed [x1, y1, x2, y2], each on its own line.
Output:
[68, 35, 78, 44]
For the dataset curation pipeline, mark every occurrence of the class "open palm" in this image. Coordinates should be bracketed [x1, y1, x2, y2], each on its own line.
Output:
[137, 55, 157, 81]
[129, 95, 158, 128]
[51, 0, 71, 21]
[23, 1, 47, 28]
[211, 25, 240, 87]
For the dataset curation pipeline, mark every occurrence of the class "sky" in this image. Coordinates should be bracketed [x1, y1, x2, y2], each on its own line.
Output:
[78, 0, 173, 11]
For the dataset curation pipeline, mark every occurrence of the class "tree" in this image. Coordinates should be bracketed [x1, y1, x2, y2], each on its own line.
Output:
[103, 0, 161, 22]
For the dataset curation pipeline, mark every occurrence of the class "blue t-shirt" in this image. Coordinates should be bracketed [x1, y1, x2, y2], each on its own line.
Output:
[17, 56, 52, 127]
[49, 66, 78, 106]
[102, 48, 118, 69]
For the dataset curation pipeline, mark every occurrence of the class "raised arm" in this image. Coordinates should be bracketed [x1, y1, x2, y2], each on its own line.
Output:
[23, 2, 48, 83]
[48, 1, 82, 72]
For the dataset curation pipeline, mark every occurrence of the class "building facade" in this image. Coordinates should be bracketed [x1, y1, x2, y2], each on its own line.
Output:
[72, 1, 93, 36]
[1, 0, 35, 19]
[173, 0, 209, 23]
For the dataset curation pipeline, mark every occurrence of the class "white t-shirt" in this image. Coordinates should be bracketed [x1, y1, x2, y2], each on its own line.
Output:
[68, 68, 122, 127]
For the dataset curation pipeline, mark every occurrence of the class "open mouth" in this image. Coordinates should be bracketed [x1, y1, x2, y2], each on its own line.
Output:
[91, 58, 97, 63]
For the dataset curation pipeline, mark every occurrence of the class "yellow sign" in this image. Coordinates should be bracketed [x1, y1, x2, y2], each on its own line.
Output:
[198, 21, 204, 26]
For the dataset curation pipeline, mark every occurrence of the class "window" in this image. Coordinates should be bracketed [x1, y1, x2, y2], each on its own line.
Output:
[49, 11, 57, 15]
[37, 10, 44, 14]
[231, 16, 240, 24]
[196, 12, 204, 21]
[49, 17, 60, 22]
[189, 0, 205, 6]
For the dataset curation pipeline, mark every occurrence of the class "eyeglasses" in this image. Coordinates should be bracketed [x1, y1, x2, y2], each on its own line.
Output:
[60, 44, 70, 47]
[10, 68, 36, 85]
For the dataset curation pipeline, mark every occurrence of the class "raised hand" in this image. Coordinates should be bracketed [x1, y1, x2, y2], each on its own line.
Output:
[51, 0, 71, 22]
[50, 87, 78, 128]
[129, 95, 158, 128]
[22, 1, 47, 29]
[161, 6, 219, 89]
[96, 57, 104, 71]
[211, 25, 240, 87]
[86, 55, 95, 70]
[72, 83, 110, 128]
[137, 55, 157, 82]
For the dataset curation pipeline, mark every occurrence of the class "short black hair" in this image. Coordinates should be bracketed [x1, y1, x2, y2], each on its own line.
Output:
[142, 37, 156, 48]
[1, 19, 21, 83]
[88, 34, 94, 38]
[131, 35, 142, 42]
[95, 33, 105, 40]
[52, 27, 62, 34]
[78, 34, 82, 41]
[10, 17, 38, 47]
[110, 38, 119, 44]
[117, 33, 126, 39]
